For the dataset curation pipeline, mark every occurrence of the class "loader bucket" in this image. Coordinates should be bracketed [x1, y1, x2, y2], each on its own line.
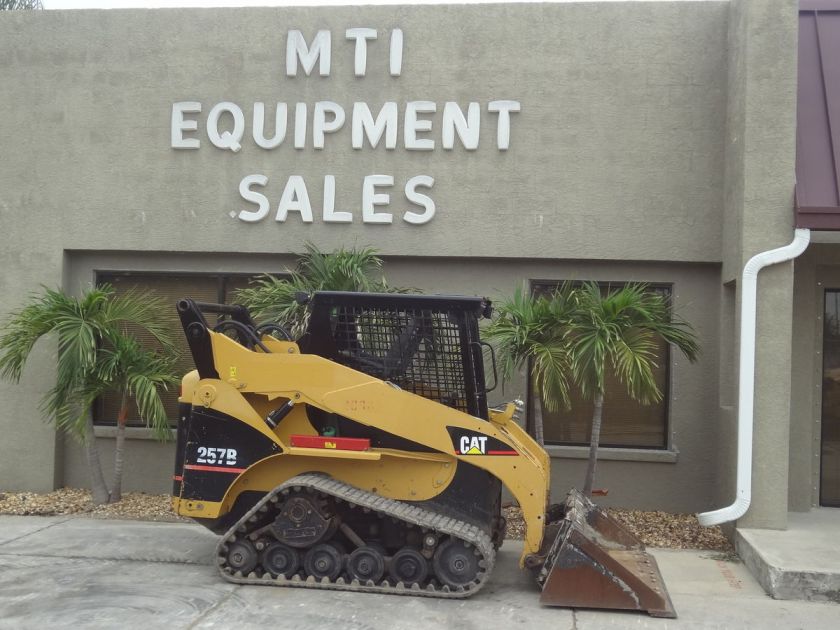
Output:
[536, 490, 676, 618]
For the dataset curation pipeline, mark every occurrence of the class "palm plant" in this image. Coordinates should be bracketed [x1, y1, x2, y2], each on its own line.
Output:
[236, 242, 400, 338]
[568, 282, 699, 495]
[0, 285, 178, 504]
[0, 1, 44, 9]
[484, 285, 577, 446]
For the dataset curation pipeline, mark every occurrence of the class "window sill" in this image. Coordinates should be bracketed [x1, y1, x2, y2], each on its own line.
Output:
[93, 426, 176, 441]
[544, 444, 679, 463]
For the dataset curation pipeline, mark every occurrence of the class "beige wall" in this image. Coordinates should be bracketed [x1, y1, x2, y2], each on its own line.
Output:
[716, 0, 799, 530]
[1, 2, 804, 524]
[0, 4, 728, 263]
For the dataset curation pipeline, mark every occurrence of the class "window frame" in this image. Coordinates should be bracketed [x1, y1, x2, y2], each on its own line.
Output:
[526, 278, 676, 452]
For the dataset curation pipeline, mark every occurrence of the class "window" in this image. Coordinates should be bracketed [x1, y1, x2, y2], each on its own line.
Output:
[531, 281, 672, 449]
[93, 272, 264, 428]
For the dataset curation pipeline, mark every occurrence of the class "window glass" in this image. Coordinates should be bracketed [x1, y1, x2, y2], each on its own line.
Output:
[532, 281, 671, 449]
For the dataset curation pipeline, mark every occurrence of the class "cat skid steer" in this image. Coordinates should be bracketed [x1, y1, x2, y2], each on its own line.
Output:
[171, 292, 675, 617]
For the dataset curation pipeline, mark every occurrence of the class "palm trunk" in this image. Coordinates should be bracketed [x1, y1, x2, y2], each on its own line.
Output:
[582, 391, 604, 496]
[84, 415, 110, 505]
[109, 392, 129, 504]
[533, 391, 545, 447]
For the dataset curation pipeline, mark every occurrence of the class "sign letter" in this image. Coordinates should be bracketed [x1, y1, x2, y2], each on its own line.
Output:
[404, 101, 436, 151]
[286, 29, 331, 77]
[352, 102, 397, 149]
[276, 176, 314, 223]
[171, 102, 201, 149]
[404, 176, 435, 225]
[362, 175, 393, 224]
[442, 102, 480, 150]
[238, 174, 270, 222]
[488, 100, 521, 151]
[345, 28, 377, 77]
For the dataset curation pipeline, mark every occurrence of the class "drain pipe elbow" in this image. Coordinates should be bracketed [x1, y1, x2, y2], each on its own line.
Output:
[697, 228, 810, 527]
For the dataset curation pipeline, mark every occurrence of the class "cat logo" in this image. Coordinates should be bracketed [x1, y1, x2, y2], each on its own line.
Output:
[459, 435, 487, 455]
[447, 427, 520, 456]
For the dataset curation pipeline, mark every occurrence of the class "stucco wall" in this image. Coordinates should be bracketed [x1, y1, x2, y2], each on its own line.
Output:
[0, 3, 727, 262]
[716, 0, 799, 530]
[2, 2, 732, 502]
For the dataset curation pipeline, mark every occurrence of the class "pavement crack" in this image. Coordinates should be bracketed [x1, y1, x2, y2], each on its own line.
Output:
[185, 585, 240, 629]
[0, 550, 211, 566]
[571, 609, 578, 630]
[0, 517, 72, 547]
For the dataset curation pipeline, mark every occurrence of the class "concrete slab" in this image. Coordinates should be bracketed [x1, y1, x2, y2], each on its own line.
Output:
[0, 515, 68, 545]
[651, 549, 766, 598]
[576, 549, 840, 629]
[0, 554, 235, 630]
[0, 517, 217, 565]
[0, 517, 836, 629]
[736, 509, 840, 602]
[576, 592, 840, 629]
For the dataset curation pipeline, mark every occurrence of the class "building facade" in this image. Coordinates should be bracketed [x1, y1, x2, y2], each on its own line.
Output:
[2, 0, 830, 533]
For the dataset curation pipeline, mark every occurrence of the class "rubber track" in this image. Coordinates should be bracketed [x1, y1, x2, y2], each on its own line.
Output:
[216, 473, 497, 598]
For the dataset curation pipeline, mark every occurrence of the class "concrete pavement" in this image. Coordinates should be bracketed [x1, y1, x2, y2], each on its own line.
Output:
[0, 515, 837, 629]
[736, 508, 840, 602]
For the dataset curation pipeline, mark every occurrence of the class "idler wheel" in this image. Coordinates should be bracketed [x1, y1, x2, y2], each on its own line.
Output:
[227, 539, 259, 575]
[261, 542, 300, 577]
[388, 547, 428, 586]
[304, 543, 344, 581]
[433, 539, 480, 589]
[347, 546, 386, 583]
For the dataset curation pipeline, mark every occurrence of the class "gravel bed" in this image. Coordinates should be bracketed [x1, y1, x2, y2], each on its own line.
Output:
[1, 488, 731, 551]
[0, 488, 188, 522]
[502, 505, 733, 552]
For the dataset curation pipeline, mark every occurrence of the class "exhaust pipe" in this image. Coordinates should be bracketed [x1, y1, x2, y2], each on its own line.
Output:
[697, 229, 810, 527]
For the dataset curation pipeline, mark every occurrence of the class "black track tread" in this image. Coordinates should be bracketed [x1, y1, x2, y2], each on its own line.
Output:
[215, 473, 497, 599]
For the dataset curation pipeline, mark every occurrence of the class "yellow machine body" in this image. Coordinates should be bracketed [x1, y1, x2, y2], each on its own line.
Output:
[172, 332, 550, 565]
[170, 293, 675, 617]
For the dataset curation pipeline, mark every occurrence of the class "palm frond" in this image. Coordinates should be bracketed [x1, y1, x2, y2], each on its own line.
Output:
[0, 285, 179, 440]
[567, 281, 699, 404]
[235, 243, 405, 339]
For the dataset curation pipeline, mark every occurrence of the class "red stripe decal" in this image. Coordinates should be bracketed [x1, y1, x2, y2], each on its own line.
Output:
[184, 464, 247, 474]
[172, 475, 183, 481]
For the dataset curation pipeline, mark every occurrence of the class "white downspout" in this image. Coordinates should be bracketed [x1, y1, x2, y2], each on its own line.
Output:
[697, 228, 811, 527]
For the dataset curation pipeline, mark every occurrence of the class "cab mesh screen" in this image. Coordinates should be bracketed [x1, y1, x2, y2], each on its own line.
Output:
[329, 306, 470, 414]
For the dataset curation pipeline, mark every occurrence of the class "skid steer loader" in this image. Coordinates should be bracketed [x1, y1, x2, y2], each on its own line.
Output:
[171, 291, 675, 617]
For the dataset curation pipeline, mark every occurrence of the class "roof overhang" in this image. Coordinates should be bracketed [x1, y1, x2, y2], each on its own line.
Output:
[796, 1, 840, 229]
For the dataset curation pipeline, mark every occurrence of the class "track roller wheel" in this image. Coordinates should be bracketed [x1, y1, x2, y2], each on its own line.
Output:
[261, 542, 300, 578]
[227, 539, 259, 575]
[304, 543, 344, 581]
[389, 548, 428, 586]
[433, 539, 480, 589]
[347, 546, 386, 583]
